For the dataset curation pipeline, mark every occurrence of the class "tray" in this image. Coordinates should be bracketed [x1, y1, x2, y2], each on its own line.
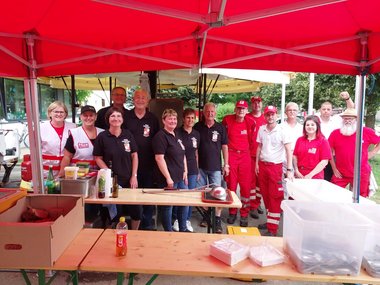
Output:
[202, 189, 233, 204]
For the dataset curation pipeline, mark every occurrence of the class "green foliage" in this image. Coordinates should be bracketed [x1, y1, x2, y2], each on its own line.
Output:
[215, 102, 235, 122]
[76, 90, 92, 104]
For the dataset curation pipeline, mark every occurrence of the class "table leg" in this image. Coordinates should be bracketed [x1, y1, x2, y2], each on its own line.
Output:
[117, 272, 125, 285]
[20, 269, 32, 285]
[65, 270, 79, 285]
[210, 208, 216, 233]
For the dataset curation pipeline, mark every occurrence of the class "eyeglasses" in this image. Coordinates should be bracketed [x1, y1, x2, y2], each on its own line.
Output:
[52, 110, 65, 114]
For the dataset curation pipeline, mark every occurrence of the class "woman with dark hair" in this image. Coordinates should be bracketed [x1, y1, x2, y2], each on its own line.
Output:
[293, 115, 331, 179]
[93, 106, 142, 230]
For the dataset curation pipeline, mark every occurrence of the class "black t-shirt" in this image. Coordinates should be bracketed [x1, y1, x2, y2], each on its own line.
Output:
[152, 129, 185, 184]
[93, 129, 138, 187]
[94, 105, 129, 130]
[124, 109, 159, 171]
[177, 127, 200, 175]
[193, 121, 228, 172]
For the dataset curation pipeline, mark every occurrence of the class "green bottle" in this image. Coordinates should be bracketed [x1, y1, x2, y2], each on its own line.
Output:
[46, 165, 55, 194]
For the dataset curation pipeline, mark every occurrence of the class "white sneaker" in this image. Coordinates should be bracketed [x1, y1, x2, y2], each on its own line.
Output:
[172, 219, 179, 231]
[186, 220, 194, 232]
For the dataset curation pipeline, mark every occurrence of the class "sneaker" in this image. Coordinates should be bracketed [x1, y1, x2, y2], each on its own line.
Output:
[257, 206, 264, 215]
[186, 220, 194, 232]
[172, 219, 179, 232]
[249, 209, 259, 219]
[258, 223, 267, 230]
[215, 217, 223, 234]
[227, 214, 237, 224]
[240, 217, 248, 227]
[199, 217, 208, 227]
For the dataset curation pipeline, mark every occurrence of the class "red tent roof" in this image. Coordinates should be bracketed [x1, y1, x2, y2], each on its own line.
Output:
[1, 0, 380, 77]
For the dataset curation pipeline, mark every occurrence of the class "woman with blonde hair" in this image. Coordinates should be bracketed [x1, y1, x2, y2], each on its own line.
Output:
[152, 109, 189, 232]
[40, 101, 76, 177]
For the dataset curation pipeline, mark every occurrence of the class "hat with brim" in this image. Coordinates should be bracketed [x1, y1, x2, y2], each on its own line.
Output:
[251, 96, 262, 102]
[236, 100, 248, 108]
[264, 105, 277, 115]
[81, 105, 96, 114]
[340, 108, 357, 118]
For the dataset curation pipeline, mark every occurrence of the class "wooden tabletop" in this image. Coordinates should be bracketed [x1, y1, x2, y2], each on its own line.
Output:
[85, 188, 242, 208]
[80, 230, 380, 284]
[51, 228, 104, 270]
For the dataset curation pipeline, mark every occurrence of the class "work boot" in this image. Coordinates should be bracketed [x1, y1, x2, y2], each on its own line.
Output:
[257, 205, 264, 214]
[227, 214, 237, 224]
[249, 209, 259, 219]
[199, 216, 208, 227]
[215, 217, 223, 234]
[258, 223, 267, 230]
[240, 217, 248, 227]
[262, 231, 276, 237]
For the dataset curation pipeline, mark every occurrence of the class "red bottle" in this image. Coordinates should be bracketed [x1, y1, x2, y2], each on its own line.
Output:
[116, 216, 128, 256]
[21, 154, 32, 182]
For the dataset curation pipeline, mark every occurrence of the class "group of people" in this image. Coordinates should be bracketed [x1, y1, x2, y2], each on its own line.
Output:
[39, 87, 380, 236]
[219, 91, 380, 236]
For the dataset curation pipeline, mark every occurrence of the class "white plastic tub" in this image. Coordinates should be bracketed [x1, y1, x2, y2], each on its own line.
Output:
[286, 179, 375, 204]
[281, 200, 372, 276]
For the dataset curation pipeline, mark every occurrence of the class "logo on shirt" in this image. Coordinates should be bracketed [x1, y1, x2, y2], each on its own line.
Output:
[178, 139, 185, 150]
[143, 124, 150, 137]
[78, 142, 89, 149]
[308, 147, 317, 154]
[212, 131, 219, 142]
[191, 137, 198, 148]
[122, 139, 131, 152]
[241, 130, 247, 135]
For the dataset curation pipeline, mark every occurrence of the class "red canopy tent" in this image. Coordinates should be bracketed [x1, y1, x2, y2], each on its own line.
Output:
[0, 0, 379, 197]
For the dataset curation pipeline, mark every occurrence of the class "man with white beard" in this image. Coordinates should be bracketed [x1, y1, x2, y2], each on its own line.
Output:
[328, 108, 380, 197]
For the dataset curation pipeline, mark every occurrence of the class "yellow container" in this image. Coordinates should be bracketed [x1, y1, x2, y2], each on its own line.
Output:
[227, 226, 261, 236]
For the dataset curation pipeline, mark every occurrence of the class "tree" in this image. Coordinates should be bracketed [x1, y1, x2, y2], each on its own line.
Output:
[76, 90, 92, 104]
[255, 73, 380, 129]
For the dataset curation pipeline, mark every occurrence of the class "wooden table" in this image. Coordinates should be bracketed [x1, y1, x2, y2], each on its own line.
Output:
[80, 229, 380, 285]
[86, 189, 242, 233]
[5, 228, 104, 285]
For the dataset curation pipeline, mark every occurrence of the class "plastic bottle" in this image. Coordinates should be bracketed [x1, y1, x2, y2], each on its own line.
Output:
[46, 165, 55, 194]
[112, 174, 119, 198]
[116, 216, 128, 256]
[21, 154, 32, 182]
[98, 175, 105, 198]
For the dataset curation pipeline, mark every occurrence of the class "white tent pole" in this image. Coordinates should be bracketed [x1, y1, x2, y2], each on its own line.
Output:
[352, 75, 366, 203]
[308, 73, 315, 115]
[24, 35, 44, 193]
[281, 82, 286, 123]
[354, 75, 360, 106]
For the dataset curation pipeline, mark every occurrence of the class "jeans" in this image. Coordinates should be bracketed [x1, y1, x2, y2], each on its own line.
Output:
[197, 169, 222, 187]
[138, 170, 155, 230]
[186, 174, 198, 220]
[162, 180, 189, 232]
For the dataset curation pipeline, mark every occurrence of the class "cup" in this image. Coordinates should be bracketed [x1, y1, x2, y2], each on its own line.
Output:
[64, 166, 79, 180]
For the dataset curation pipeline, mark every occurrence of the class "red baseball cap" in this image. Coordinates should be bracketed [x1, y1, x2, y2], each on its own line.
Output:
[251, 96, 262, 102]
[264, 106, 277, 115]
[235, 100, 248, 108]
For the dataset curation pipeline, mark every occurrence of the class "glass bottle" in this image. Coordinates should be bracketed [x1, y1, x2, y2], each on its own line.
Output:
[112, 174, 119, 198]
[46, 165, 55, 194]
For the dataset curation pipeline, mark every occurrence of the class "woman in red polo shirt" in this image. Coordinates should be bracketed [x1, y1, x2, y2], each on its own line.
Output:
[293, 115, 331, 179]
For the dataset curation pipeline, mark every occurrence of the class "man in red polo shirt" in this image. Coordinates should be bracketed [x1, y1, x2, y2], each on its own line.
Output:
[222, 100, 254, 227]
[246, 96, 266, 219]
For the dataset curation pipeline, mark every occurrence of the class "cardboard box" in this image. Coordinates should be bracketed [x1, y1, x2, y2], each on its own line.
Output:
[0, 194, 84, 268]
[227, 226, 261, 236]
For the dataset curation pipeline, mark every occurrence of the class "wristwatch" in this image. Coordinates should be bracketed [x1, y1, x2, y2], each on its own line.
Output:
[286, 168, 293, 171]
